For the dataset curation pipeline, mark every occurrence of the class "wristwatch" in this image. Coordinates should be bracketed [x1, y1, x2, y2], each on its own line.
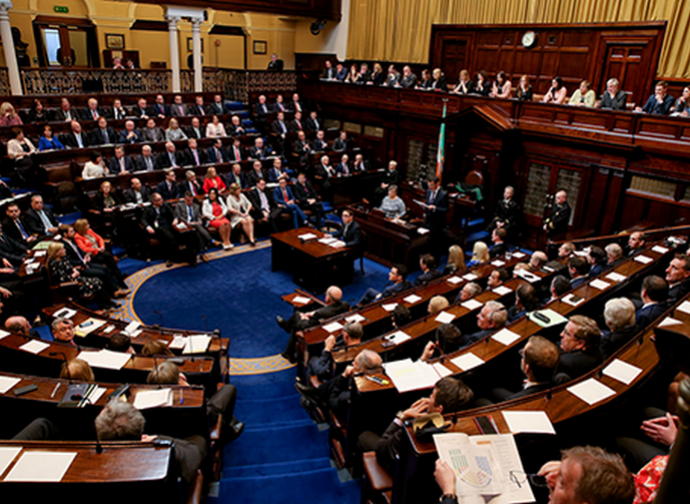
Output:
[396, 411, 406, 421]
[440, 494, 458, 503]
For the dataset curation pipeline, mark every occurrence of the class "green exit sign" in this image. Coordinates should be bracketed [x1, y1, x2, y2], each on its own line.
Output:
[53, 5, 69, 13]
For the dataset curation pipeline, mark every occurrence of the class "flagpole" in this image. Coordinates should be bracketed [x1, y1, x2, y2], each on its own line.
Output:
[436, 98, 448, 183]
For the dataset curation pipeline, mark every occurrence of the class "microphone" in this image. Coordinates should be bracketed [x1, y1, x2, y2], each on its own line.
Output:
[50, 351, 72, 383]
[153, 310, 163, 328]
[70, 395, 103, 454]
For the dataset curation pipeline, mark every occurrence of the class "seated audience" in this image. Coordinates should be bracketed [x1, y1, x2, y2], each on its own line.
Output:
[246, 160, 266, 188]
[398, 65, 417, 88]
[273, 176, 309, 229]
[328, 208, 362, 247]
[515, 74, 533, 101]
[24, 194, 58, 237]
[379, 185, 406, 219]
[60, 358, 95, 381]
[490, 70, 512, 98]
[38, 125, 65, 151]
[124, 177, 151, 204]
[601, 297, 639, 358]
[7, 128, 36, 181]
[636, 275, 668, 328]
[175, 191, 213, 261]
[569, 79, 596, 107]
[666, 253, 690, 303]
[3, 203, 34, 245]
[156, 141, 182, 169]
[0, 102, 22, 126]
[54, 97, 75, 122]
[549, 274, 572, 302]
[202, 166, 226, 193]
[335, 153, 350, 175]
[598, 77, 628, 110]
[489, 227, 508, 257]
[302, 321, 363, 382]
[467, 241, 489, 267]
[182, 137, 206, 166]
[119, 120, 142, 144]
[136, 144, 156, 172]
[454, 281, 483, 304]
[185, 117, 204, 139]
[226, 183, 255, 246]
[248, 178, 280, 233]
[357, 264, 410, 306]
[324, 350, 381, 418]
[508, 283, 540, 321]
[140, 118, 165, 143]
[312, 130, 329, 151]
[228, 115, 246, 136]
[452, 69, 473, 94]
[142, 339, 174, 356]
[206, 115, 227, 138]
[588, 246, 608, 277]
[81, 150, 108, 179]
[203, 187, 233, 250]
[627, 231, 646, 256]
[27, 99, 49, 122]
[486, 267, 509, 290]
[636, 81, 674, 115]
[293, 172, 324, 229]
[472, 70, 491, 96]
[543, 76, 568, 104]
[156, 170, 179, 200]
[110, 98, 127, 120]
[444, 244, 466, 274]
[130, 98, 149, 119]
[430, 68, 447, 91]
[141, 192, 182, 267]
[558, 315, 603, 379]
[671, 85, 690, 116]
[427, 295, 449, 316]
[106, 333, 134, 353]
[332, 130, 349, 152]
[558, 241, 576, 259]
[415, 254, 442, 286]
[150, 94, 171, 118]
[461, 301, 506, 346]
[606, 243, 625, 268]
[73, 218, 127, 289]
[108, 145, 134, 174]
[368, 63, 384, 85]
[568, 256, 590, 288]
[180, 169, 204, 196]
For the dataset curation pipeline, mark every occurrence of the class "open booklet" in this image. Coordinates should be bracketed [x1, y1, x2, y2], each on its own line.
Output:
[433, 433, 535, 504]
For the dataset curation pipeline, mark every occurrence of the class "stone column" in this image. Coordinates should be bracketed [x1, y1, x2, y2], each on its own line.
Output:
[0, 0, 22, 95]
[191, 16, 203, 92]
[166, 15, 181, 92]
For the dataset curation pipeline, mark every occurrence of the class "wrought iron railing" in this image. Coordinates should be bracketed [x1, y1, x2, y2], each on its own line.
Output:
[0, 68, 9, 96]
[12, 67, 297, 101]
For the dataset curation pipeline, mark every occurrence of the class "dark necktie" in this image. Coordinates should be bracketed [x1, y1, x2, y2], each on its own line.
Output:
[103, 129, 109, 144]
[16, 220, 28, 239]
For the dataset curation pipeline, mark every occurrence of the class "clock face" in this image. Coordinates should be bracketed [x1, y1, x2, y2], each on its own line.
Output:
[522, 31, 536, 48]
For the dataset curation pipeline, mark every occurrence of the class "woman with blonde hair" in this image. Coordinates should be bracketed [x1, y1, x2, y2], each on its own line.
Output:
[445, 244, 466, 274]
[202, 166, 226, 193]
[467, 241, 489, 267]
[73, 218, 127, 290]
[226, 182, 256, 246]
[452, 70, 473, 94]
[0, 102, 22, 127]
[60, 358, 95, 382]
[166, 117, 188, 141]
[428, 295, 450, 316]
[142, 340, 174, 357]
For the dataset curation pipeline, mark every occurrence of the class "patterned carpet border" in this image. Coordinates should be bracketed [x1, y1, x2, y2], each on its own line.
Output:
[110, 240, 296, 375]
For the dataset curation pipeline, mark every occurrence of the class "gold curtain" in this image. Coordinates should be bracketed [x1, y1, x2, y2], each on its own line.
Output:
[346, 0, 690, 78]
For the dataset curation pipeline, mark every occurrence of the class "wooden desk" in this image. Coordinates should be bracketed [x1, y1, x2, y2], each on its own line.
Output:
[347, 204, 429, 270]
[271, 227, 358, 293]
[0, 440, 178, 503]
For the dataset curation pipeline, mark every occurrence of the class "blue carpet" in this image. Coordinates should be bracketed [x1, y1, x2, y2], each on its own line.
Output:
[133, 247, 390, 358]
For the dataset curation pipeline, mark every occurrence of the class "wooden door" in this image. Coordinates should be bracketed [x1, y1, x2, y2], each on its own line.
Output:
[599, 39, 656, 107]
[441, 40, 469, 84]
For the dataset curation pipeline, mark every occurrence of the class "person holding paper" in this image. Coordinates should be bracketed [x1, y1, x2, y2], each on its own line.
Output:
[414, 254, 443, 286]
[356, 264, 410, 307]
[461, 301, 507, 347]
[665, 254, 690, 304]
[302, 322, 363, 382]
[357, 377, 474, 472]
[558, 315, 603, 379]
[425, 176, 449, 258]
[601, 298, 639, 359]
[492, 335, 560, 402]
[636, 276, 668, 328]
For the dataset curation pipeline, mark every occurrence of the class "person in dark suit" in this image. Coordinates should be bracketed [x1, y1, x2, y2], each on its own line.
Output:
[24, 194, 59, 237]
[228, 115, 246, 136]
[80, 97, 106, 121]
[492, 336, 560, 402]
[249, 137, 273, 159]
[312, 130, 329, 151]
[330, 208, 362, 248]
[267, 53, 284, 71]
[321, 60, 336, 80]
[226, 163, 248, 189]
[288, 111, 304, 133]
[254, 95, 270, 132]
[374, 160, 400, 204]
[276, 286, 350, 362]
[335, 153, 351, 175]
[109, 98, 128, 121]
[305, 111, 322, 132]
[543, 190, 571, 237]
[0, 222, 27, 266]
[209, 94, 225, 115]
[636, 275, 668, 328]
[174, 191, 211, 262]
[626, 231, 647, 257]
[135, 145, 157, 172]
[271, 111, 289, 154]
[141, 192, 180, 266]
[332, 130, 349, 152]
[170, 95, 189, 117]
[129, 98, 149, 119]
[313, 154, 336, 201]
[184, 117, 204, 139]
[601, 298, 639, 359]
[605, 243, 625, 269]
[352, 154, 369, 173]
[245, 160, 266, 188]
[190, 96, 208, 117]
[156, 170, 180, 200]
[489, 227, 508, 258]
[248, 178, 281, 232]
[414, 254, 442, 286]
[123, 177, 151, 204]
[430, 68, 448, 91]
[140, 118, 166, 143]
[399, 66, 417, 88]
[357, 264, 410, 306]
[568, 256, 590, 288]
[266, 157, 288, 183]
[636, 81, 674, 115]
[598, 78, 627, 111]
[273, 176, 308, 229]
[181, 138, 207, 166]
[61, 120, 91, 149]
[558, 315, 603, 380]
[425, 176, 449, 257]
[53, 97, 76, 122]
[293, 172, 324, 229]
[334, 63, 348, 81]
[119, 120, 142, 144]
[179, 170, 204, 197]
[288, 93, 304, 113]
[90, 117, 117, 146]
[150, 94, 171, 118]
[156, 141, 183, 169]
[227, 138, 244, 163]
[488, 186, 520, 232]
[206, 138, 229, 164]
[108, 145, 135, 174]
[272, 94, 287, 113]
[460, 301, 507, 347]
[292, 131, 311, 168]
[666, 254, 690, 304]
[2, 204, 34, 246]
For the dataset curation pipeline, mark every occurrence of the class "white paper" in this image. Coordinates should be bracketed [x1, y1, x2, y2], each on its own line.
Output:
[652, 245, 669, 254]
[567, 378, 616, 405]
[634, 255, 653, 264]
[451, 352, 485, 371]
[5, 451, 77, 482]
[658, 317, 683, 328]
[387, 331, 411, 345]
[292, 296, 311, 305]
[345, 313, 366, 323]
[383, 358, 439, 393]
[676, 300, 690, 315]
[133, 388, 173, 409]
[432, 362, 454, 378]
[182, 335, 211, 354]
[447, 276, 463, 284]
[404, 294, 422, 304]
[491, 260, 506, 267]
[0, 447, 21, 478]
[417, 227, 430, 235]
[503, 411, 556, 435]
[78, 349, 131, 371]
[492, 285, 512, 296]
[297, 233, 317, 240]
[512, 251, 526, 259]
[169, 335, 186, 349]
[382, 303, 398, 312]
[129, 329, 144, 338]
[562, 294, 585, 307]
[435, 311, 455, 324]
[102, 325, 116, 334]
[74, 318, 107, 337]
[491, 328, 521, 346]
[589, 279, 611, 290]
[328, 240, 346, 248]
[528, 309, 568, 328]
[461, 299, 483, 311]
[54, 308, 76, 319]
[34, 250, 47, 257]
[606, 272, 627, 282]
[0, 375, 21, 394]
[574, 250, 588, 257]
[19, 340, 49, 355]
[323, 321, 344, 333]
[0, 329, 9, 340]
[123, 320, 140, 335]
[462, 273, 478, 281]
[515, 269, 541, 283]
[317, 237, 337, 245]
[87, 386, 107, 405]
[603, 359, 643, 385]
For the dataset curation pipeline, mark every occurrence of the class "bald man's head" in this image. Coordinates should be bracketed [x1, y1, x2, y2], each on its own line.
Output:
[5, 316, 30, 337]
[326, 286, 342, 304]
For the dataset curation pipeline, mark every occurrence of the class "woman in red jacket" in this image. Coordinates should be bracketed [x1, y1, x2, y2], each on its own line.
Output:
[73, 218, 128, 289]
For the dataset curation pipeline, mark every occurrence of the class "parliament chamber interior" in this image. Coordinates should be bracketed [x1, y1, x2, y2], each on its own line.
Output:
[1, 0, 690, 503]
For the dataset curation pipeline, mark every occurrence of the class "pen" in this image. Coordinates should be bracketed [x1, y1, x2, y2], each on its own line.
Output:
[50, 382, 60, 398]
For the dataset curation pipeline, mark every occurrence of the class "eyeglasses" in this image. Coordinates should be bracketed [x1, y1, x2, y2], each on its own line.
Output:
[509, 471, 548, 488]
